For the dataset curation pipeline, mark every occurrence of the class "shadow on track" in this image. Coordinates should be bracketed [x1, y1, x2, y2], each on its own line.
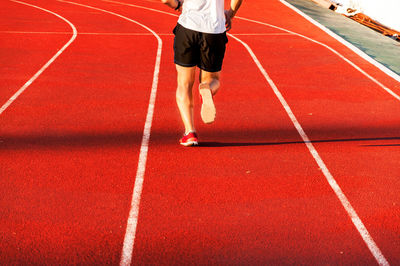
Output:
[0, 129, 399, 150]
[200, 137, 400, 147]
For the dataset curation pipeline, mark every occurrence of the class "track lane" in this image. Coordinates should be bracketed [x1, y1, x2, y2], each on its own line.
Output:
[54, 2, 163, 264]
[230, 32, 389, 265]
[0, 0, 159, 264]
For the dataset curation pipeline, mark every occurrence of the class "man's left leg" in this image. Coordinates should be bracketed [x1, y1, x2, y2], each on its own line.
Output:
[199, 70, 220, 123]
[200, 70, 221, 95]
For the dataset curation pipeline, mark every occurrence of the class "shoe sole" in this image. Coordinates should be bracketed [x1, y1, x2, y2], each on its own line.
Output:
[180, 141, 198, 147]
[199, 86, 216, 124]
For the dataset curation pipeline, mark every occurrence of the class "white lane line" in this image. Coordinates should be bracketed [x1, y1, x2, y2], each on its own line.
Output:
[236, 15, 400, 102]
[57, 1, 162, 265]
[0, 0, 77, 116]
[1, 31, 74, 34]
[229, 33, 390, 266]
[280, 0, 400, 85]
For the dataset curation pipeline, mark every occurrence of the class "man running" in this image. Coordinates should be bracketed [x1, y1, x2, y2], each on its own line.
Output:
[162, 0, 243, 146]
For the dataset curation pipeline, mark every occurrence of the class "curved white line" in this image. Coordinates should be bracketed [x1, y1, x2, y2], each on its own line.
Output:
[103, 0, 400, 102]
[229, 33, 389, 266]
[56, 1, 162, 265]
[98, 1, 391, 264]
[0, 0, 78, 115]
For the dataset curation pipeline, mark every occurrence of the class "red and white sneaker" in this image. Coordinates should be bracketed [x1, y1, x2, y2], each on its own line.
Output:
[199, 83, 216, 124]
[179, 132, 199, 146]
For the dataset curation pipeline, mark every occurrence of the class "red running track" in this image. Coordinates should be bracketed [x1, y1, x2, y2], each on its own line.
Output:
[1, 0, 399, 265]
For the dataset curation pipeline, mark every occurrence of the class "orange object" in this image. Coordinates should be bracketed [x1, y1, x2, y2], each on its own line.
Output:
[348, 13, 400, 41]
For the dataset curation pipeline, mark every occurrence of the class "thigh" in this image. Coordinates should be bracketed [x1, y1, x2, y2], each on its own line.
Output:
[199, 32, 228, 72]
[173, 23, 200, 68]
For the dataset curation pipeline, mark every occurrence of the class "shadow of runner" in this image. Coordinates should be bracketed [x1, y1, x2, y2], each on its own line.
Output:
[199, 137, 400, 147]
[0, 128, 399, 150]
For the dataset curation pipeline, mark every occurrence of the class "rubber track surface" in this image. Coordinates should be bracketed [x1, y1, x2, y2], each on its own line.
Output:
[1, 0, 399, 264]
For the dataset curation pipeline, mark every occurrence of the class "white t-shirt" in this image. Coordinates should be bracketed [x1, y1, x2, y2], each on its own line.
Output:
[178, 0, 226, 34]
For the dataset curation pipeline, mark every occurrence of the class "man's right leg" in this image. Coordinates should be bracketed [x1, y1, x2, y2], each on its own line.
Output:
[176, 64, 196, 134]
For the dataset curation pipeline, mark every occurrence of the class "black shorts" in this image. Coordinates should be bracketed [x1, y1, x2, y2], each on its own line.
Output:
[173, 23, 228, 72]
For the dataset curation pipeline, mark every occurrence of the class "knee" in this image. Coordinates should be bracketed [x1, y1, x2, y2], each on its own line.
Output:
[175, 88, 185, 102]
[176, 83, 193, 103]
[176, 80, 193, 96]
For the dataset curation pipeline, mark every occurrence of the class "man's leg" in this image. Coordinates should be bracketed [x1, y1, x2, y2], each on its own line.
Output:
[198, 70, 220, 123]
[200, 70, 220, 95]
[176, 64, 196, 134]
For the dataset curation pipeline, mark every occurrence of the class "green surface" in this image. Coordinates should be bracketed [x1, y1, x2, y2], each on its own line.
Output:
[286, 0, 400, 76]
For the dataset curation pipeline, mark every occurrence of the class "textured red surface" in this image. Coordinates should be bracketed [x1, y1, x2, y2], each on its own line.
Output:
[1, 0, 399, 264]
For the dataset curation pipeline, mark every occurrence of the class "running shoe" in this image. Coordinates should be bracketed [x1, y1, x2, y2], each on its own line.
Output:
[199, 83, 216, 124]
[179, 132, 199, 146]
